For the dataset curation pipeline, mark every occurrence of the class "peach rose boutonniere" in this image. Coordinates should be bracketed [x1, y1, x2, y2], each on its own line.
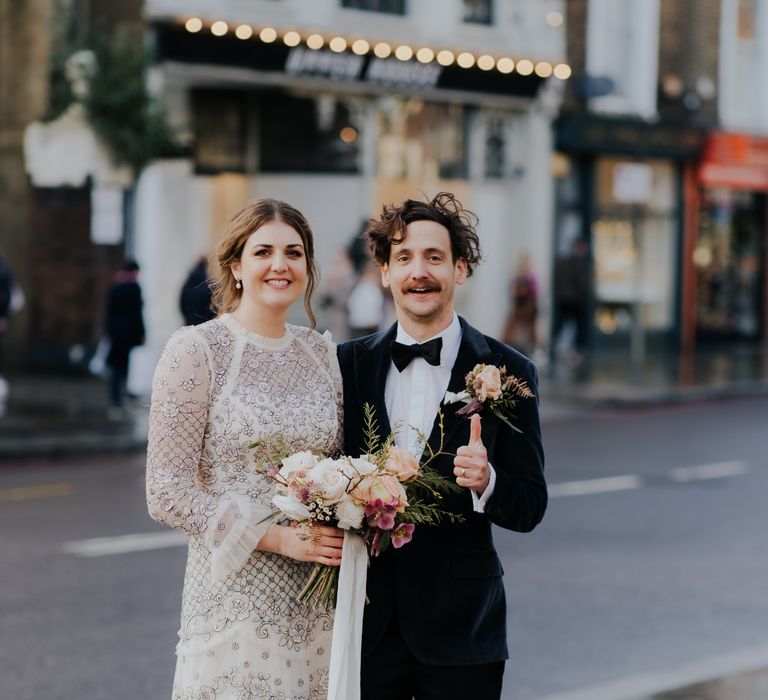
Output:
[444, 363, 534, 433]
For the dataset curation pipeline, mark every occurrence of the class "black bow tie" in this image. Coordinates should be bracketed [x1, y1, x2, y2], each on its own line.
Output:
[390, 338, 443, 372]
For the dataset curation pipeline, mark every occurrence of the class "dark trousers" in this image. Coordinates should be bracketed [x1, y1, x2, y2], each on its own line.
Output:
[107, 344, 131, 407]
[361, 614, 505, 700]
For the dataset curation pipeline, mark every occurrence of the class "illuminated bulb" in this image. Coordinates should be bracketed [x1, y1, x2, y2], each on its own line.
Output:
[258, 27, 276, 42]
[185, 17, 202, 33]
[352, 39, 370, 55]
[416, 47, 435, 63]
[553, 63, 572, 80]
[496, 57, 514, 73]
[283, 31, 301, 47]
[236, 25, 253, 40]
[373, 42, 392, 58]
[535, 61, 553, 78]
[395, 45, 413, 61]
[340, 126, 358, 144]
[329, 36, 347, 52]
[546, 11, 564, 27]
[306, 33, 324, 50]
[436, 49, 455, 66]
[457, 52, 475, 68]
[477, 54, 495, 71]
[211, 21, 228, 37]
[516, 59, 534, 75]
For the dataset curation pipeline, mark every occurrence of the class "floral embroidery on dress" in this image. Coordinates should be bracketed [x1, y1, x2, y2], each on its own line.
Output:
[147, 316, 342, 700]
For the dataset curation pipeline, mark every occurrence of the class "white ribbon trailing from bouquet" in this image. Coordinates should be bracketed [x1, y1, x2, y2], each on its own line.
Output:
[327, 532, 368, 700]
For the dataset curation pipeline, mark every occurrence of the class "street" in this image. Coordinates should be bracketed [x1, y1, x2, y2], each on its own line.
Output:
[2, 397, 767, 700]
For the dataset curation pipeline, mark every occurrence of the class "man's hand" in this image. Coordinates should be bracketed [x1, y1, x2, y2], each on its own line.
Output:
[453, 414, 490, 493]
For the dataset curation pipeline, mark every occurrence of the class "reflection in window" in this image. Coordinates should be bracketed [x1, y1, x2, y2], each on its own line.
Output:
[463, 0, 493, 24]
[341, 0, 405, 14]
[485, 115, 505, 178]
[378, 99, 467, 180]
[193, 91, 247, 173]
[260, 93, 360, 173]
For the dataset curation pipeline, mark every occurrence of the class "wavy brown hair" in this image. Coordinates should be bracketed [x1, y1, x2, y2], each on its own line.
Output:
[210, 199, 319, 326]
[366, 192, 482, 276]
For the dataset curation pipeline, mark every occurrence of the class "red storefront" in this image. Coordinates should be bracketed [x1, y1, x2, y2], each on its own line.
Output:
[682, 133, 768, 350]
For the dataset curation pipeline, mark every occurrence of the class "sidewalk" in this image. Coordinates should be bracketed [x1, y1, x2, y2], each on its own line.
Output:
[1, 345, 767, 458]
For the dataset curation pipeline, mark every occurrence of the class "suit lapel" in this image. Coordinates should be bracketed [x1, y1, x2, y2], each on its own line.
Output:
[424, 318, 502, 460]
[352, 324, 396, 447]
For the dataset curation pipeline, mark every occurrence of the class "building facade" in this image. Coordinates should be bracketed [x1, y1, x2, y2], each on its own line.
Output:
[129, 0, 568, 390]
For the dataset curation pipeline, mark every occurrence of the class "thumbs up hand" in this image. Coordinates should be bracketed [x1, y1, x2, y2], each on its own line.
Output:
[453, 414, 490, 492]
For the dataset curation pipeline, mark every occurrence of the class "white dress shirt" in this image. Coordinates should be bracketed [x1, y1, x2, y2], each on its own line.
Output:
[384, 314, 496, 512]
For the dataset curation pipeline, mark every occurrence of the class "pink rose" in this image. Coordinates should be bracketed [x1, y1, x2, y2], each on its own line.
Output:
[351, 474, 408, 512]
[385, 447, 421, 482]
[473, 365, 502, 401]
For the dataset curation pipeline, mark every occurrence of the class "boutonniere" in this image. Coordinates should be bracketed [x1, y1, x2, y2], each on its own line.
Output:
[443, 363, 534, 433]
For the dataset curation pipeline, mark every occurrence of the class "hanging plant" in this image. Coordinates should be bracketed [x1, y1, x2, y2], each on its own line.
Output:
[44, 6, 184, 177]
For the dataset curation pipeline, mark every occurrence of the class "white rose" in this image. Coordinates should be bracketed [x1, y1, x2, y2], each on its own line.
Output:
[335, 497, 365, 530]
[309, 460, 348, 504]
[272, 493, 312, 521]
[278, 451, 317, 480]
[342, 456, 378, 478]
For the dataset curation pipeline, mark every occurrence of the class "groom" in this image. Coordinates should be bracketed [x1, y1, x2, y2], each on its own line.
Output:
[337, 192, 547, 700]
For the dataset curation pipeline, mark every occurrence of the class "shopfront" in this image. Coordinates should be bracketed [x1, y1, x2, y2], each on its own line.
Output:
[554, 114, 705, 359]
[685, 133, 768, 345]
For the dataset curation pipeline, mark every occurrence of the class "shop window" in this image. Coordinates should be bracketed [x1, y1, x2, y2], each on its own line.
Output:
[378, 99, 468, 180]
[192, 90, 360, 174]
[484, 115, 505, 179]
[591, 158, 678, 339]
[694, 189, 765, 339]
[463, 0, 493, 24]
[259, 93, 360, 173]
[192, 91, 248, 174]
[341, 0, 405, 14]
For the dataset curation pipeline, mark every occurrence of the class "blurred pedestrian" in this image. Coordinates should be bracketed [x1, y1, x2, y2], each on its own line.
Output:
[0, 253, 15, 400]
[554, 237, 591, 362]
[347, 260, 386, 338]
[501, 252, 539, 357]
[317, 248, 355, 341]
[105, 260, 145, 411]
[179, 255, 215, 326]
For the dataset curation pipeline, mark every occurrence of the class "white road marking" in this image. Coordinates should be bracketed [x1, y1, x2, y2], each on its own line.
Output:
[549, 461, 749, 499]
[529, 642, 768, 700]
[63, 531, 187, 557]
[549, 475, 643, 498]
[671, 460, 748, 482]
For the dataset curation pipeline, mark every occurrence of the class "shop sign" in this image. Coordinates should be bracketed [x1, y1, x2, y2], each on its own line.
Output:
[699, 132, 768, 190]
[285, 47, 441, 89]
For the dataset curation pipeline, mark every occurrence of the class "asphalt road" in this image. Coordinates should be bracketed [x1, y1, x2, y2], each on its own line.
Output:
[1, 396, 767, 700]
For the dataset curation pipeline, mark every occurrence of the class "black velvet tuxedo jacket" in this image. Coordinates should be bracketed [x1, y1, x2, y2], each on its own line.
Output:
[337, 317, 547, 666]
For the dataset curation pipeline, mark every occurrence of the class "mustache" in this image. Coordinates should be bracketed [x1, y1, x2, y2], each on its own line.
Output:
[402, 283, 441, 293]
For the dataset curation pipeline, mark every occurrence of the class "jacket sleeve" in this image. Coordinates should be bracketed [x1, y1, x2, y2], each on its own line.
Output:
[484, 358, 547, 532]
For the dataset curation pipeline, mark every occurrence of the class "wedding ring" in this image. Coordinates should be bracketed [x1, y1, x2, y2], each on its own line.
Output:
[460, 467, 466, 478]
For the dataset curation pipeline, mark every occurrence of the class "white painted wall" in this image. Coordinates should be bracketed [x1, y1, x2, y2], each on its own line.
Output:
[144, 0, 566, 62]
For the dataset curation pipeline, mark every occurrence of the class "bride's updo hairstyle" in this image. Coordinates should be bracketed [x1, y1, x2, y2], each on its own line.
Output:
[211, 198, 319, 327]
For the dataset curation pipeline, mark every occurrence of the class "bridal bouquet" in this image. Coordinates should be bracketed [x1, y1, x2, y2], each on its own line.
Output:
[251, 404, 461, 608]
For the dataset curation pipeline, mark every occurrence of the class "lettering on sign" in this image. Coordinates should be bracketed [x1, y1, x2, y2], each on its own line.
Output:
[285, 47, 364, 80]
[366, 57, 442, 89]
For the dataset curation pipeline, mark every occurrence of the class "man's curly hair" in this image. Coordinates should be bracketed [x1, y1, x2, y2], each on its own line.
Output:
[366, 192, 482, 276]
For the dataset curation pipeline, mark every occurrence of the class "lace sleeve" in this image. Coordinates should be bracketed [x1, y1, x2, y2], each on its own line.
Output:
[146, 328, 216, 537]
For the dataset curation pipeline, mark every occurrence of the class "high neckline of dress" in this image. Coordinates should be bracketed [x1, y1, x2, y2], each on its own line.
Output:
[221, 313, 293, 350]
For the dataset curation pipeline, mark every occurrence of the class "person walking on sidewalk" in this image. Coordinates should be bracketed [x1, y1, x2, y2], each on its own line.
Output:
[338, 192, 547, 700]
[105, 260, 145, 412]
